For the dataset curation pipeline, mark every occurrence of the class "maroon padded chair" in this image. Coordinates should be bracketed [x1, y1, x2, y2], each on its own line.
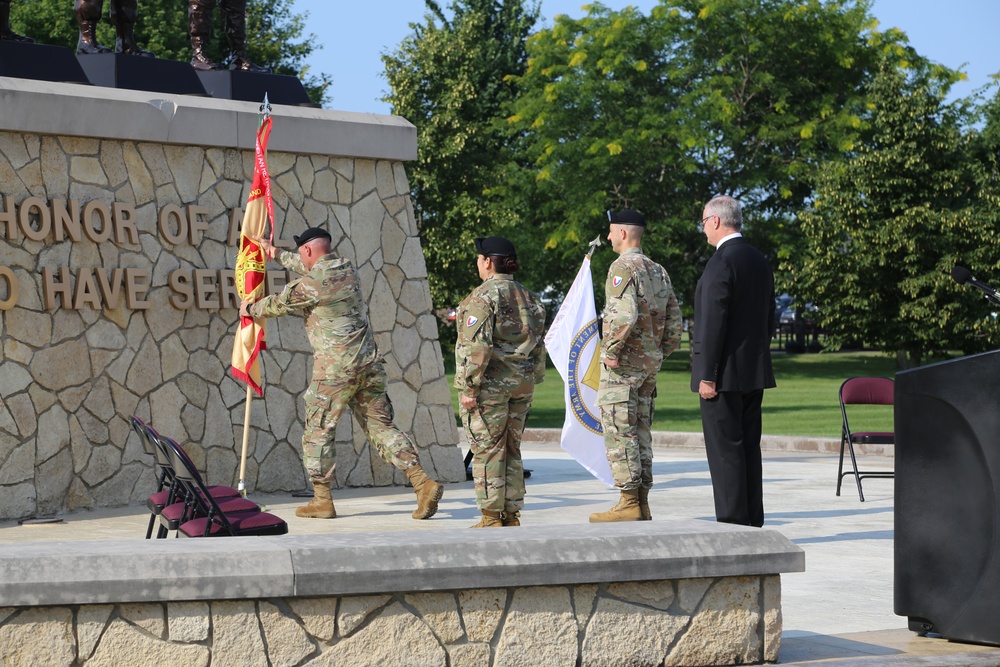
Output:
[837, 376, 895, 502]
[144, 427, 241, 538]
[154, 433, 260, 535]
[162, 438, 287, 538]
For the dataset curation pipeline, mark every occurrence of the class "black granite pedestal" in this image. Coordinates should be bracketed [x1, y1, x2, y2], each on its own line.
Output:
[197, 69, 316, 106]
[0, 41, 90, 84]
[77, 53, 207, 96]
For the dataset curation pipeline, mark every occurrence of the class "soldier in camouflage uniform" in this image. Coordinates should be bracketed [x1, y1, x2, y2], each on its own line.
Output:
[590, 210, 683, 523]
[455, 236, 546, 528]
[241, 227, 443, 520]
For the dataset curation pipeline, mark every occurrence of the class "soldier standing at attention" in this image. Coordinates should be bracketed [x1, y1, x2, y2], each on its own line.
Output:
[590, 210, 683, 523]
[455, 236, 546, 528]
[240, 227, 443, 520]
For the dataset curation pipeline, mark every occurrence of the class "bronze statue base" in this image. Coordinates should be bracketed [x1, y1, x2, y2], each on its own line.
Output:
[77, 53, 207, 96]
[196, 69, 316, 107]
[0, 41, 90, 84]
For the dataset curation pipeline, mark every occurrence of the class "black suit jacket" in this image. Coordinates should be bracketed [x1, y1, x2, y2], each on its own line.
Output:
[691, 237, 776, 393]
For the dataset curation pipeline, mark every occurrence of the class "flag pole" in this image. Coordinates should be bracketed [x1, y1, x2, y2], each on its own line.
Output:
[238, 384, 252, 495]
[587, 235, 602, 259]
[237, 93, 272, 497]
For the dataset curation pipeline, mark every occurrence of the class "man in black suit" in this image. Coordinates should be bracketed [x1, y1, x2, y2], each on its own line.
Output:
[691, 195, 776, 527]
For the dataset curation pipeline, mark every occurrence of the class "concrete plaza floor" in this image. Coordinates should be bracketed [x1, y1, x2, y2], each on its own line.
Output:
[2, 437, 999, 665]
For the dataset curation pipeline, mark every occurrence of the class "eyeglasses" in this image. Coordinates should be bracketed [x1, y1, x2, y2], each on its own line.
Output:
[697, 214, 715, 232]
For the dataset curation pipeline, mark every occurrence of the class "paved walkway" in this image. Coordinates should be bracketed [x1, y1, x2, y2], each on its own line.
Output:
[2, 439, 998, 665]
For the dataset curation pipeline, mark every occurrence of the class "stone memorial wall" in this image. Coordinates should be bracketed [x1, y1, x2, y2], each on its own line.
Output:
[0, 577, 782, 666]
[0, 78, 464, 521]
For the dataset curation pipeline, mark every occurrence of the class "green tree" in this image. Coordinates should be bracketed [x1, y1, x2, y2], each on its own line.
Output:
[793, 60, 998, 367]
[382, 0, 540, 316]
[507, 0, 900, 310]
[10, 0, 330, 105]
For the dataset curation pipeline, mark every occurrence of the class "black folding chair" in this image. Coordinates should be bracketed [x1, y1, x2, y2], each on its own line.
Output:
[131, 416, 173, 540]
[143, 426, 243, 538]
[837, 376, 895, 502]
[152, 434, 260, 535]
[162, 438, 287, 537]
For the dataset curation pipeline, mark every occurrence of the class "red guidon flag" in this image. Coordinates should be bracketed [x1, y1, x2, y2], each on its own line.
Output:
[231, 116, 274, 396]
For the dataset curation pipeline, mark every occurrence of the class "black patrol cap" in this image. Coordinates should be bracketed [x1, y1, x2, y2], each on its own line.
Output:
[293, 226, 332, 248]
[474, 236, 517, 256]
[607, 209, 646, 227]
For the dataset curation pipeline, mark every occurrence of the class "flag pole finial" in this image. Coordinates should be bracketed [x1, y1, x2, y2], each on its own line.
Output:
[259, 93, 271, 118]
[587, 235, 603, 258]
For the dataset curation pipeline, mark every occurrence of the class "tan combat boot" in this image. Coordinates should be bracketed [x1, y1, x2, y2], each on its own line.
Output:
[406, 464, 444, 519]
[639, 487, 651, 521]
[502, 511, 520, 527]
[470, 510, 503, 528]
[589, 489, 643, 523]
[295, 481, 336, 518]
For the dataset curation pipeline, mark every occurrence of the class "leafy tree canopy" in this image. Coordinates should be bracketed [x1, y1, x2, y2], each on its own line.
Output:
[793, 58, 999, 366]
[383, 0, 540, 313]
[507, 0, 906, 311]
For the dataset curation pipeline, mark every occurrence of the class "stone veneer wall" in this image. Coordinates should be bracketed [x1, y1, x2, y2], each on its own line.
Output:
[0, 79, 464, 521]
[0, 577, 781, 667]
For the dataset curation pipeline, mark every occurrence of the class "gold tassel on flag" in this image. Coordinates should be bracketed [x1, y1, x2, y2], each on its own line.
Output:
[231, 95, 274, 494]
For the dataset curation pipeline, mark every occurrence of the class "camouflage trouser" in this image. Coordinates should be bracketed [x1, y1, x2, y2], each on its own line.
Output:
[302, 361, 419, 483]
[463, 390, 531, 513]
[597, 365, 657, 490]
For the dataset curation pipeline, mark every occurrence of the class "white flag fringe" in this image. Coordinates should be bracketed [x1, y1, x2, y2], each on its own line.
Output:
[545, 246, 613, 486]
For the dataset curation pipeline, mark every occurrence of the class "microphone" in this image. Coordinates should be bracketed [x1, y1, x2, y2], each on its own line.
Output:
[952, 265, 1000, 304]
[951, 266, 973, 285]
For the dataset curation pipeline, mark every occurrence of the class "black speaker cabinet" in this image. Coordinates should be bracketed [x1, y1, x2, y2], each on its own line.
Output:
[895, 349, 1000, 646]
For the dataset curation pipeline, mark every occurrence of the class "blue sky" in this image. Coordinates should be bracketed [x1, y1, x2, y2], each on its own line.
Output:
[291, 1, 999, 114]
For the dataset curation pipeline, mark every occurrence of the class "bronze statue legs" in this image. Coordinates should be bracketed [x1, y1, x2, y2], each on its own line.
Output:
[189, 0, 269, 73]
[219, 0, 268, 72]
[188, 0, 220, 70]
[75, 0, 153, 56]
[75, 0, 110, 54]
[0, 1, 34, 43]
[109, 0, 154, 56]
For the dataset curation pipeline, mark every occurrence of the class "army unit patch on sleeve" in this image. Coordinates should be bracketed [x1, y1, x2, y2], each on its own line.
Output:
[463, 305, 490, 338]
[609, 272, 632, 298]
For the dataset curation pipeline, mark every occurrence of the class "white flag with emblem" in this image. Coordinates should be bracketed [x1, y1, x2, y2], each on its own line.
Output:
[545, 247, 613, 485]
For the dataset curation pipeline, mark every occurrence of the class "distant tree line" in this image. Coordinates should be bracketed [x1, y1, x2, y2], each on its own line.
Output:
[383, 0, 1000, 367]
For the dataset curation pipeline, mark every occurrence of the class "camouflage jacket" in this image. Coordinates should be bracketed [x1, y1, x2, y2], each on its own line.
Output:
[454, 274, 547, 400]
[602, 247, 682, 373]
[249, 251, 377, 379]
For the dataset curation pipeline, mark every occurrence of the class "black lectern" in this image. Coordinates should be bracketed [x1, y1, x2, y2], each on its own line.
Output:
[895, 349, 1000, 646]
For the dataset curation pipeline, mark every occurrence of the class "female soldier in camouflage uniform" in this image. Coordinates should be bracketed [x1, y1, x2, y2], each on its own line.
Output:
[455, 237, 546, 528]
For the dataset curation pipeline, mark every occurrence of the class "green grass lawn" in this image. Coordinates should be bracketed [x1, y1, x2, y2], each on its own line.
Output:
[445, 349, 900, 438]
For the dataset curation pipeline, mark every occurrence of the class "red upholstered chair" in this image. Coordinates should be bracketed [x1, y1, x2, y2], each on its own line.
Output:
[143, 426, 241, 538]
[162, 438, 288, 538]
[837, 377, 895, 502]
